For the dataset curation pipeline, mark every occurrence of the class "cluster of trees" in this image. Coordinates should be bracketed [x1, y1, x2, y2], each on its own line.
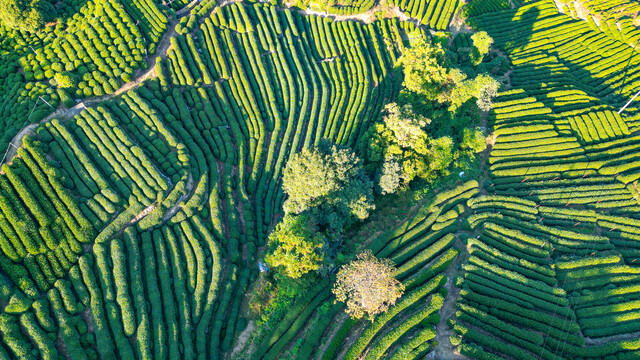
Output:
[362, 32, 496, 194]
[265, 140, 375, 278]
[262, 29, 501, 322]
[0, 0, 54, 32]
[398, 34, 499, 112]
[281, 140, 375, 228]
[364, 102, 486, 194]
[261, 140, 413, 322]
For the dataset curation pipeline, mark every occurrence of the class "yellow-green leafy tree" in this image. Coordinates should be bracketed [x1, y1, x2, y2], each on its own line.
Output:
[265, 214, 325, 278]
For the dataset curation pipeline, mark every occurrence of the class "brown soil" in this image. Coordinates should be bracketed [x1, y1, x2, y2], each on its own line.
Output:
[296, 4, 418, 24]
[313, 313, 350, 360]
[162, 172, 195, 221]
[131, 203, 159, 224]
[231, 320, 256, 357]
[430, 245, 469, 360]
[0, 123, 37, 168]
[572, 0, 592, 21]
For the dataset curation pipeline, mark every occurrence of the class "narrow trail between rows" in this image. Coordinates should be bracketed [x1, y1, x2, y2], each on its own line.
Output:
[4, 3, 471, 356]
[429, 110, 493, 360]
[4, 0, 430, 169]
[296, 3, 409, 22]
[430, 246, 468, 360]
[1, 6, 184, 168]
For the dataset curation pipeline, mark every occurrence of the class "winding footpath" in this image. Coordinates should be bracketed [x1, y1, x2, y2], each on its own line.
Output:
[2, 0, 420, 167]
[1, 4, 186, 167]
[1, 2, 483, 359]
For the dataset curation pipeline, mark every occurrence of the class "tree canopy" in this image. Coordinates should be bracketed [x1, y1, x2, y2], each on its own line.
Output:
[333, 250, 404, 320]
[461, 127, 487, 153]
[264, 214, 325, 279]
[471, 31, 494, 65]
[442, 72, 500, 112]
[398, 36, 451, 101]
[0, 0, 54, 32]
[398, 33, 499, 112]
[282, 140, 374, 230]
[364, 103, 457, 189]
[54, 72, 75, 89]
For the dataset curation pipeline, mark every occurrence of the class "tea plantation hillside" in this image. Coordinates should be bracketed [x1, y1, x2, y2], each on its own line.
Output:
[0, 0, 639, 359]
[0, 0, 168, 152]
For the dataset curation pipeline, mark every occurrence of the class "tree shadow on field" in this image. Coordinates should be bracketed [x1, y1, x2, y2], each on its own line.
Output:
[475, 6, 627, 115]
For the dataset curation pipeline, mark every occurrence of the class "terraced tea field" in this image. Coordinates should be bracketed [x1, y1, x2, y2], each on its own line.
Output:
[0, 0, 639, 359]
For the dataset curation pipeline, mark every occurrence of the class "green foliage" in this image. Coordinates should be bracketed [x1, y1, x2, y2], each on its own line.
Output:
[250, 282, 325, 359]
[4, 292, 32, 314]
[366, 294, 442, 359]
[389, 328, 436, 360]
[440, 72, 500, 112]
[471, 31, 493, 65]
[343, 274, 445, 360]
[282, 140, 374, 230]
[248, 275, 314, 327]
[265, 214, 325, 279]
[0, 0, 54, 32]
[365, 103, 430, 186]
[8, 0, 640, 358]
[398, 35, 451, 101]
[54, 72, 76, 90]
[399, 34, 499, 112]
[461, 127, 487, 153]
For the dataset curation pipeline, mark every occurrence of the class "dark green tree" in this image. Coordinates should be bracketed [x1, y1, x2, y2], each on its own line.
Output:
[398, 35, 451, 101]
[365, 103, 456, 188]
[399, 33, 499, 112]
[461, 127, 486, 153]
[282, 140, 374, 230]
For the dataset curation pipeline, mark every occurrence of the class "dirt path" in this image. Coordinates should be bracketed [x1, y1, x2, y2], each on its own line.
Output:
[131, 203, 159, 224]
[230, 320, 255, 358]
[0, 7, 183, 168]
[313, 313, 349, 360]
[429, 247, 468, 360]
[0, 124, 37, 166]
[448, 10, 472, 40]
[297, 5, 381, 22]
[585, 330, 640, 345]
[426, 108, 493, 359]
[3, 5, 476, 360]
[1, 98, 90, 169]
[162, 173, 195, 221]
